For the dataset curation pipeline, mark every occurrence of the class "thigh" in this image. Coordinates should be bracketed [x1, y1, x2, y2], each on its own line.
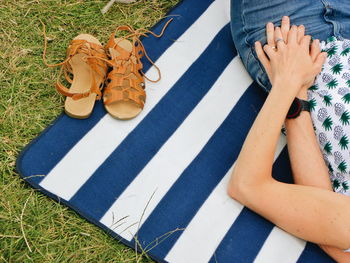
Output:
[329, 0, 350, 39]
[230, 0, 334, 92]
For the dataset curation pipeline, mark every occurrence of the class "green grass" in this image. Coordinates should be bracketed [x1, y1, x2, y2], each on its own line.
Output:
[0, 0, 180, 262]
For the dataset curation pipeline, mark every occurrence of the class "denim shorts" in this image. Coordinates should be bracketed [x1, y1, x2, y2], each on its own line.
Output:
[230, 0, 350, 93]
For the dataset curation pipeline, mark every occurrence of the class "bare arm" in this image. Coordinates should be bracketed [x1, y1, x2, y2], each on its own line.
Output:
[285, 90, 350, 263]
[253, 17, 349, 262]
[285, 90, 332, 190]
[230, 25, 326, 187]
[232, 80, 296, 187]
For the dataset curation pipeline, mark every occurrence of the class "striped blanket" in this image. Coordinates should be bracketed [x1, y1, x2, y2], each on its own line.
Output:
[16, 0, 335, 262]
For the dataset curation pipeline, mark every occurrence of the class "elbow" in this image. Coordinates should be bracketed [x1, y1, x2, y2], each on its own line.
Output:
[227, 166, 245, 202]
[227, 165, 273, 205]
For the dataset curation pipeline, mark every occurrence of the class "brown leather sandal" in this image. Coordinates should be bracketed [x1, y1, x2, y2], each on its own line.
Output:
[42, 23, 108, 119]
[103, 19, 173, 120]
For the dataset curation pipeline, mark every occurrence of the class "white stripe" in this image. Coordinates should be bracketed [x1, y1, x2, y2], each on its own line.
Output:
[39, 0, 231, 200]
[253, 227, 306, 263]
[165, 136, 287, 263]
[100, 57, 251, 240]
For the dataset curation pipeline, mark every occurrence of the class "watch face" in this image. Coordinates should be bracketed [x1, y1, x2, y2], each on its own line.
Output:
[287, 98, 301, 118]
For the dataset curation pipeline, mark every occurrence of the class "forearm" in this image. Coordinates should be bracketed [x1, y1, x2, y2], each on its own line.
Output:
[233, 80, 296, 182]
[285, 91, 342, 261]
[285, 103, 332, 190]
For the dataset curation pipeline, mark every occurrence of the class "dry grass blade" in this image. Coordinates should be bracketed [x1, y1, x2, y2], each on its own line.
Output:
[20, 192, 33, 253]
[1, 0, 180, 261]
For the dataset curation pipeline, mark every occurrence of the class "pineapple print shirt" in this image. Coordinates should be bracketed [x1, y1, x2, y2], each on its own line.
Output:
[307, 36, 350, 196]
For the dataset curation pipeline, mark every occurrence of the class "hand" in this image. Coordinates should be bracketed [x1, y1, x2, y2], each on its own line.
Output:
[254, 16, 327, 96]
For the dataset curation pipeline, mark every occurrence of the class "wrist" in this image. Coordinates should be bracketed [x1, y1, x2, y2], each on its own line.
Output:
[271, 77, 301, 99]
[296, 88, 308, 100]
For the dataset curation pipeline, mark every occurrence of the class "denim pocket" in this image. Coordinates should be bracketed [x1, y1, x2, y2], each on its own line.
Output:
[246, 47, 271, 93]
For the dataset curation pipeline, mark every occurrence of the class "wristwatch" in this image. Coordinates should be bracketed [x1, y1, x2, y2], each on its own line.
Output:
[286, 97, 310, 119]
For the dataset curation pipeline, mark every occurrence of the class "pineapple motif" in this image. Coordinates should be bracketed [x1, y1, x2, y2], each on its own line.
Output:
[342, 72, 350, 88]
[342, 73, 350, 81]
[332, 64, 343, 75]
[319, 132, 332, 154]
[308, 83, 318, 91]
[342, 181, 350, 192]
[322, 73, 338, 89]
[333, 178, 341, 190]
[318, 107, 333, 130]
[319, 132, 327, 145]
[339, 87, 350, 103]
[326, 45, 338, 58]
[343, 94, 350, 104]
[323, 94, 333, 106]
[335, 102, 350, 125]
[338, 161, 347, 173]
[341, 47, 350, 57]
[335, 173, 349, 193]
[322, 73, 332, 83]
[333, 173, 346, 191]
[328, 163, 333, 173]
[334, 151, 343, 165]
[318, 89, 329, 96]
[308, 98, 317, 111]
[333, 151, 347, 173]
[328, 55, 340, 66]
[328, 55, 343, 74]
[327, 36, 336, 43]
[339, 136, 349, 150]
[334, 125, 349, 150]
[342, 40, 350, 50]
[323, 153, 330, 167]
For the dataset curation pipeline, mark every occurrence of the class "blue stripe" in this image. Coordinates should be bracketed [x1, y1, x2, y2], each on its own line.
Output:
[297, 243, 335, 263]
[208, 208, 273, 263]
[17, 0, 214, 185]
[135, 82, 267, 258]
[208, 148, 293, 263]
[69, 24, 235, 220]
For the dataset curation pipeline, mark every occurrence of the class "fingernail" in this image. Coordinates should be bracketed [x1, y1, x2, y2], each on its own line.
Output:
[282, 16, 288, 20]
[267, 22, 273, 27]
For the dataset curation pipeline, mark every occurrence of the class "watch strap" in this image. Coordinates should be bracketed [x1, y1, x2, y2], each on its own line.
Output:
[299, 98, 310, 112]
[286, 97, 310, 119]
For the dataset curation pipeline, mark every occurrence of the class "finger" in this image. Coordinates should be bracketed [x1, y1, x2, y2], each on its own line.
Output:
[300, 35, 312, 49]
[310, 39, 321, 62]
[275, 27, 286, 50]
[288, 25, 298, 44]
[266, 22, 275, 47]
[297, 24, 305, 43]
[274, 26, 283, 41]
[313, 52, 327, 74]
[281, 16, 290, 42]
[263, 44, 277, 60]
[255, 41, 272, 76]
